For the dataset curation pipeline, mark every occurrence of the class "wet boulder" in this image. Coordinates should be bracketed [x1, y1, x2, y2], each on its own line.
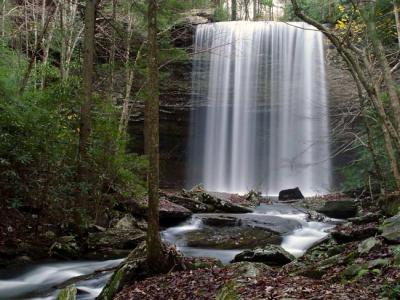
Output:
[158, 197, 192, 225]
[57, 285, 77, 300]
[316, 199, 358, 219]
[278, 187, 304, 201]
[97, 242, 183, 300]
[196, 213, 302, 235]
[87, 228, 146, 258]
[332, 223, 380, 244]
[182, 227, 282, 249]
[164, 192, 209, 213]
[348, 212, 381, 224]
[233, 245, 295, 266]
[201, 192, 253, 213]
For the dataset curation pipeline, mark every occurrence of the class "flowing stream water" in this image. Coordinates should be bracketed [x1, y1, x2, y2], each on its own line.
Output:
[162, 203, 336, 264]
[187, 21, 332, 195]
[0, 259, 122, 299]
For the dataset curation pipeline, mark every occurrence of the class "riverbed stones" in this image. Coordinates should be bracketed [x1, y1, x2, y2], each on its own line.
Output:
[164, 193, 209, 213]
[278, 187, 305, 201]
[201, 192, 253, 213]
[316, 199, 358, 219]
[233, 245, 295, 266]
[183, 227, 282, 249]
[158, 198, 192, 224]
[332, 223, 380, 243]
[57, 285, 77, 300]
[196, 213, 302, 235]
[349, 212, 381, 224]
[380, 214, 400, 243]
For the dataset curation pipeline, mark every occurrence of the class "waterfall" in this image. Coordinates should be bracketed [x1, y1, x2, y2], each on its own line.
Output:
[187, 21, 331, 196]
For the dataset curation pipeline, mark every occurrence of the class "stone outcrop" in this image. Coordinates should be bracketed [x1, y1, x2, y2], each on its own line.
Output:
[316, 199, 358, 219]
[233, 245, 295, 266]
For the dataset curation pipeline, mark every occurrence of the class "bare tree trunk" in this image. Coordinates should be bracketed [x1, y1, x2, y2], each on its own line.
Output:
[20, 5, 55, 94]
[232, 0, 237, 20]
[394, 0, 400, 48]
[146, 0, 163, 271]
[361, 3, 400, 133]
[253, 0, 257, 20]
[109, 0, 117, 102]
[78, 0, 96, 181]
[1, 0, 6, 38]
[119, 7, 134, 134]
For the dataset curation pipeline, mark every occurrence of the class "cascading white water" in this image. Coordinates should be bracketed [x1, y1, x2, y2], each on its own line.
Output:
[187, 21, 331, 195]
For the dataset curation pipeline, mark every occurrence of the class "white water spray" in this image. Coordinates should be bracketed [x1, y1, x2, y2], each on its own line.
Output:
[187, 21, 331, 195]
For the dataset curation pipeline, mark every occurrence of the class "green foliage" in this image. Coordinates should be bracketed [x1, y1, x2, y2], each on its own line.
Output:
[381, 283, 400, 300]
[339, 105, 397, 192]
[0, 43, 146, 220]
[283, 0, 339, 23]
[214, 6, 230, 22]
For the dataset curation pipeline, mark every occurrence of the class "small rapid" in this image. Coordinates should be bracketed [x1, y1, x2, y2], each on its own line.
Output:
[162, 203, 336, 263]
[0, 259, 122, 299]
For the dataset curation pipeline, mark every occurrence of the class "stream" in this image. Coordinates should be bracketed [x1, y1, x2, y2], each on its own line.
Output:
[0, 259, 122, 300]
[0, 203, 336, 299]
[162, 203, 337, 263]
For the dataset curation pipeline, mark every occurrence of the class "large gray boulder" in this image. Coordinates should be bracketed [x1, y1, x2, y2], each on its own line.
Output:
[201, 192, 253, 213]
[316, 199, 358, 219]
[233, 245, 295, 266]
[196, 213, 302, 235]
[182, 227, 281, 249]
[380, 214, 400, 243]
[87, 227, 146, 254]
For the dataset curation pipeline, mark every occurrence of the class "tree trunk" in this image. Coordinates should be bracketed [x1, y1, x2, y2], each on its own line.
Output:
[232, 0, 237, 20]
[1, 0, 6, 38]
[394, 0, 400, 48]
[109, 0, 117, 102]
[146, 0, 163, 271]
[78, 0, 96, 181]
[253, 0, 257, 20]
[362, 3, 400, 133]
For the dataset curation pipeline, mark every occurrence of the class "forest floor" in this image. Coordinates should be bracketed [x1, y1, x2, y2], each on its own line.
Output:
[115, 237, 399, 300]
[113, 195, 400, 300]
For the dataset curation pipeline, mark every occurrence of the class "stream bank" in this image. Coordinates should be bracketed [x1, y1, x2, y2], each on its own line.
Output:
[1, 188, 399, 299]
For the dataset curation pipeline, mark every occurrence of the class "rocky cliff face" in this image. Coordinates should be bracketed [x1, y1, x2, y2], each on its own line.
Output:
[128, 10, 212, 189]
[128, 19, 359, 191]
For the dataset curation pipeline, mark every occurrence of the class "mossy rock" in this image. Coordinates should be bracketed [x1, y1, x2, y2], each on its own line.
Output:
[358, 237, 382, 254]
[57, 285, 77, 300]
[233, 245, 295, 266]
[380, 215, 400, 243]
[342, 263, 368, 280]
[367, 258, 389, 269]
[316, 199, 358, 219]
[183, 227, 281, 249]
[215, 281, 240, 300]
[390, 246, 400, 266]
[227, 262, 272, 278]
